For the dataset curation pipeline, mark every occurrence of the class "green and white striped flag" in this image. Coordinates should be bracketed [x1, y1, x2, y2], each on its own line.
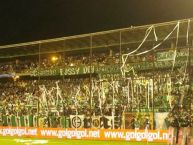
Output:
[60, 116, 70, 128]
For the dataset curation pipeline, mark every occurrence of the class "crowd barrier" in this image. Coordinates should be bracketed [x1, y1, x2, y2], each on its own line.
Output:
[1, 117, 193, 144]
[0, 112, 169, 130]
[0, 126, 168, 143]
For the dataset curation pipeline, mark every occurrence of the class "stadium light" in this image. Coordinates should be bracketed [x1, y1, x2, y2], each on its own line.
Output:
[70, 63, 74, 66]
[51, 56, 58, 62]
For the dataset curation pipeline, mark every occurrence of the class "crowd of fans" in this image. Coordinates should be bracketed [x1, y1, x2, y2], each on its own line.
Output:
[0, 50, 192, 129]
[0, 51, 120, 74]
[0, 73, 192, 128]
[0, 49, 165, 75]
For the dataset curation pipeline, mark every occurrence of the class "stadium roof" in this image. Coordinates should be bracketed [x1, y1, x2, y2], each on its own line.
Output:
[0, 18, 193, 58]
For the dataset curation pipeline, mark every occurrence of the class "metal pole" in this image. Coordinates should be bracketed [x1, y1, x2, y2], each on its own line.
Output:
[89, 35, 93, 128]
[112, 78, 115, 129]
[152, 50, 155, 130]
[127, 79, 130, 104]
[37, 42, 41, 128]
[131, 78, 134, 112]
[75, 87, 78, 129]
[188, 25, 192, 127]
[119, 31, 122, 69]
[188, 40, 192, 127]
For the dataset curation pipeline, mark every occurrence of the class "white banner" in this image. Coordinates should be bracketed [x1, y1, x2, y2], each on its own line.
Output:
[100, 116, 113, 129]
[155, 112, 168, 130]
[70, 115, 84, 128]
[92, 116, 100, 128]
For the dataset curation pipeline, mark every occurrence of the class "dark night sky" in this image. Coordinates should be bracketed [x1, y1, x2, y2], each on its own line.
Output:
[1, 0, 193, 45]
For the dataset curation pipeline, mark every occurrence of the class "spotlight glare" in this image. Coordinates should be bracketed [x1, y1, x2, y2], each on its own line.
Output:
[51, 56, 58, 62]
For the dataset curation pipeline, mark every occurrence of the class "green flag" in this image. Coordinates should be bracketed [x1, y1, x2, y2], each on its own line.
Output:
[7, 116, 11, 126]
[2, 115, 8, 126]
[60, 116, 65, 128]
[20, 116, 25, 127]
[29, 115, 34, 127]
[11, 115, 17, 127]
[65, 117, 70, 128]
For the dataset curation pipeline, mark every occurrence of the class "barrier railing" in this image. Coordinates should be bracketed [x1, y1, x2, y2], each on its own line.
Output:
[0, 126, 168, 143]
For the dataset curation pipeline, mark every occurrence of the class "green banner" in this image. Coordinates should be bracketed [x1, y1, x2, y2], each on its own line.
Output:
[60, 116, 70, 128]
[31, 59, 193, 77]
[11, 115, 17, 127]
[32, 64, 121, 76]
[20, 116, 25, 127]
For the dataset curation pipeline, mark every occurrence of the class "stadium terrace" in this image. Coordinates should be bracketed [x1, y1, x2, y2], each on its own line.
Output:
[0, 18, 193, 145]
